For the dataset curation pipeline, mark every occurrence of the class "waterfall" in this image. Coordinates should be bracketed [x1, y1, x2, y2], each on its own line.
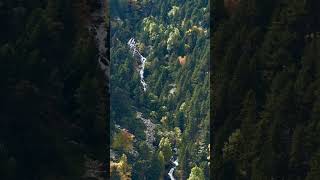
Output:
[128, 38, 147, 91]
[127, 38, 179, 179]
[168, 153, 179, 180]
[168, 159, 178, 180]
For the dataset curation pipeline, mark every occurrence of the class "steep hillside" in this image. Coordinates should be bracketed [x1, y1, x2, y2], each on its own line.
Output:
[110, 0, 210, 179]
[0, 0, 107, 179]
[213, 0, 320, 179]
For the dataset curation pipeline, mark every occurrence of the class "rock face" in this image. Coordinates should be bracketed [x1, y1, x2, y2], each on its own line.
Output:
[224, 0, 240, 15]
[85, 0, 108, 179]
[90, 0, 109, 80]
[136, 112, 156, 150]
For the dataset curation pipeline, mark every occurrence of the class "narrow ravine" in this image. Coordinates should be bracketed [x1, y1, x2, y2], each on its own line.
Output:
[128, 38, 148, 91]
[127, 38, 179, 179]
[136, 112, 156, 150]
[168, 158, 178, 180]
[168, 146, 179, 180]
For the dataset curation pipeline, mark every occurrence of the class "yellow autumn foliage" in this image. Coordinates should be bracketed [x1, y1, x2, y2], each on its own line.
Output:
[112, 129, 134, 152]
[110, 154, 132, 180]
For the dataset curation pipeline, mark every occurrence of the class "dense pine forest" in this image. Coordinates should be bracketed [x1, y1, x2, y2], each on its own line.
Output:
[213, 0, 320, 180]
[4, 0, 320, 179]
[0, 0, 107, 179]
[110, 0, 209, 179]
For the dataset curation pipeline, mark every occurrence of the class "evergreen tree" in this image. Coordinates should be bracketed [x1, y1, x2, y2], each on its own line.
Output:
[187, 165, 205, 180]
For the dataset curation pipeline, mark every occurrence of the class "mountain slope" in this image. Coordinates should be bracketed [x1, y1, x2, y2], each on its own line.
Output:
[110, 0, 210, 179]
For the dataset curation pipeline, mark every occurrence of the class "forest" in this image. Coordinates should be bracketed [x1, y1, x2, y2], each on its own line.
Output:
[213, 0, 320, 180]
[0, 0, 107, 179]
[110, 0, 210, 179]
[2, 0, 320, 179]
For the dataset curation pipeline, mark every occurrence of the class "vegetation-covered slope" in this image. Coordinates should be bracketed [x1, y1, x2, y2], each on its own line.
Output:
[0, 0, 107, 179]
[110, 0, 210, 179]
[213, 0, 320, 179]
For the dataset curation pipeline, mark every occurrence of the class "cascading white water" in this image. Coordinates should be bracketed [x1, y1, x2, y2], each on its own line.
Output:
[168, 158, 179, 180]
[168, 149, 179, 180]
[128, 37, 179, 180]
[168, 168, 175, 180]
[128, 38, 147, 91]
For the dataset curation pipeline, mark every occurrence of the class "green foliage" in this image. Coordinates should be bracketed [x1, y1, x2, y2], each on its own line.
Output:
[159, 137, 173, 164]
[147, 153, 163, 180]
[112, 130, 134, 152]
[0, 0, 107, 179]
[306, 150, 320, 180]
[213, 0, 320, 179]
[111, 0, 209, 179]
[187, 166, 205, 180]
[168, 6, 180, 18]
[159, 151, 166, 173]
[222, 129, 242, 161]
[111, 154, 132, 180]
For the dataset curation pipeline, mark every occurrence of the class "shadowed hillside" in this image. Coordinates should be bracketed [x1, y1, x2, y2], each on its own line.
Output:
[212, 0, 320, 179]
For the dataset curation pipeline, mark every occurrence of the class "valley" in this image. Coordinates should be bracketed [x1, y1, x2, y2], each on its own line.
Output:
[110, 0, 210, 179]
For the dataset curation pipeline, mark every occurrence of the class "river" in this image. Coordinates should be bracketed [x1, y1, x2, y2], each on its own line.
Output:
[127, 37, 178, 180]
[128, 38, 148, 91]
[168, 158, 179, 180]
